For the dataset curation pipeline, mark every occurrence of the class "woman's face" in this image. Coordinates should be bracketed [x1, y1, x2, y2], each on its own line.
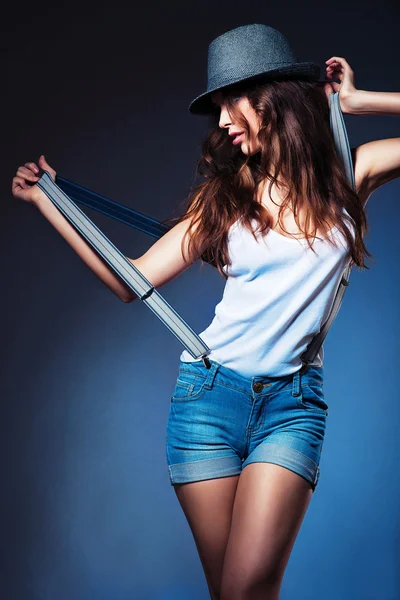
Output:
[211, 90, 262, 156]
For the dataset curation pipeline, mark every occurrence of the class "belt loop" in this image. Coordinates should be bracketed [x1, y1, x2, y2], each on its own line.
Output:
[204, 360, 220, 390]
[292, 368, 301, 397]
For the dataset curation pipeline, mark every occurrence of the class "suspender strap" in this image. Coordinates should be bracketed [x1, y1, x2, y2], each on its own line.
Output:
[55, 175, 171, 239]
[299, 91, 354, 371]
[329, 91, 356, 191]
[36, 171, 212, 367]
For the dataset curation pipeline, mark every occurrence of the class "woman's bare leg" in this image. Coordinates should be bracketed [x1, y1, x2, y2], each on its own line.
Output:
[173, 474, 240, 599]
[220, 462, 314, 600]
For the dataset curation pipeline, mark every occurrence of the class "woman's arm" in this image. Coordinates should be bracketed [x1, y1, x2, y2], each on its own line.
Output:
[36, 189, 206, 305]
[323, 57, 400, 198]
[36, 190, 136, 302]
[350, 137, 400, 200]
[324, 56, 400, 116]
[13, 156, 135, 302]
[345, 86, 400, 195]
[347, 90, 400, 116]
[14, 156, 206, 304]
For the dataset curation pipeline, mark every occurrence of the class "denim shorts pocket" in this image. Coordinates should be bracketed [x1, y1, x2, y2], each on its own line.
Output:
[171, 370, 207, 403]
[298, 381, 328, 415]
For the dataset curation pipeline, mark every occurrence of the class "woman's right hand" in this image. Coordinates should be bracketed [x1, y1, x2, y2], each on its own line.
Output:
[323, 56, 358, 115]
[12, 155, 57, 206]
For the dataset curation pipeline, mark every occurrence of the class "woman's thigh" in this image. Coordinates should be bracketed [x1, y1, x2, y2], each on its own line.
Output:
[220, 461, 314, 600]
[173, 475, 240, 599]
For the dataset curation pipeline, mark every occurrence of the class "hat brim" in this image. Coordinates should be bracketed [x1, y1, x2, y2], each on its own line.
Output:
[188, 62, 320, 115]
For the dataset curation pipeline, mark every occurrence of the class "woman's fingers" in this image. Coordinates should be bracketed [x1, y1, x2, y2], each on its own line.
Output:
[326, 56, 353, 67]
[326, 63, 342, 75]
[325, 56, 354, 78]
[17, 165, 40, 182]
[324, 56, 357, 113]
[38, 155, 57, 181]
[25, 161, 40, 174]
[12, 163, 41, 204]
[12, 176, 28, 191]
[11, 156, 54, 205]
[12, 175, 36, 203]
[11, 155, 56, 207]
[326, 62, 343, 80]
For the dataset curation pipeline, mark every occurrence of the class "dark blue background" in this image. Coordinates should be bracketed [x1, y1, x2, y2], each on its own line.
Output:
[2, 1, 399, 599]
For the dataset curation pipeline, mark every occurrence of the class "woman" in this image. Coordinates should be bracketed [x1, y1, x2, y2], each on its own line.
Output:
[11, 23, 400, 600]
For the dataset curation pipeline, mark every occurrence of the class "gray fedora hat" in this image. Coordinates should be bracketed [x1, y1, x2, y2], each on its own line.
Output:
[189, 23, 321, 115]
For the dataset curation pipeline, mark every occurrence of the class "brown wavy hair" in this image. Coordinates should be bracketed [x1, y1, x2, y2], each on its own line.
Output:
[162, 77, 373, 280]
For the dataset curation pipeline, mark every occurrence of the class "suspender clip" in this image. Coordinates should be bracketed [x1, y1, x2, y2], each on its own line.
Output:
[201, 355, 211, 369]
[300, 359, 309, 375]
[140, 286, 155, 300]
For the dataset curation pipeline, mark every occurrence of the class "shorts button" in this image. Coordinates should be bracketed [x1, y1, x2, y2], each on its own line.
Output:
[252, 381, 264, 393]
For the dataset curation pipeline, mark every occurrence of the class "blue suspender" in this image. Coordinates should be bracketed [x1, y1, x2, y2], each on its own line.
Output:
[36, 91, 354, 371]
[36, 172, 212, 368]
[53, 175, 171, 239]
[299, 91, 354, 370]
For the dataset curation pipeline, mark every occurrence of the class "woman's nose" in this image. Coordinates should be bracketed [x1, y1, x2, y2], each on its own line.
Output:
[219, 106, 232, 129]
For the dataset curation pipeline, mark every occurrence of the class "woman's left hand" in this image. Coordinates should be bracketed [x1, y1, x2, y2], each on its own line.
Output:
[322, 56, 358, 114]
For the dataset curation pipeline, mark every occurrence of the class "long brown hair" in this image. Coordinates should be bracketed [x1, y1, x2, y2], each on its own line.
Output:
[162, 78, 373, 280]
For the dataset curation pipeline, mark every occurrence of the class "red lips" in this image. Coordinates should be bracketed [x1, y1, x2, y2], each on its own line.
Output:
[232, 133, 244, 145]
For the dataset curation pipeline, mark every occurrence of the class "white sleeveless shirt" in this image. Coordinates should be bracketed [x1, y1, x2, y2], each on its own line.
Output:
[180, 209, 354, 377]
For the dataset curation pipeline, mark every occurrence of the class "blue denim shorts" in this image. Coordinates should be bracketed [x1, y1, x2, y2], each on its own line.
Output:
[166, 358, 328, 492]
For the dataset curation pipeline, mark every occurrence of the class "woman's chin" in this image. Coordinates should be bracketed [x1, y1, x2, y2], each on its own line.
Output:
[241, 143, 259, 156]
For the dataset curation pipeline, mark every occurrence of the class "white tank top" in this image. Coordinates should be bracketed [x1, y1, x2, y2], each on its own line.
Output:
[180, 208, 354, 377]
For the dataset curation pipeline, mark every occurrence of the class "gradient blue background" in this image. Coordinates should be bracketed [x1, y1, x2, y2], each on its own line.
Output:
[2, 1, 399, 599]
